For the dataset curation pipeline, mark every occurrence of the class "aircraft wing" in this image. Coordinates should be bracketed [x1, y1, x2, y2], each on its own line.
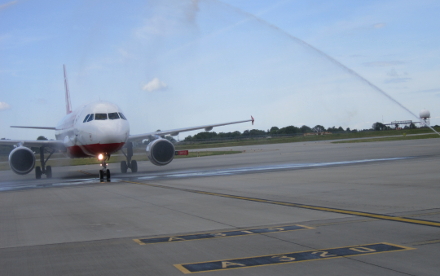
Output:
[0, 139, 65, 149]
[128, 116, 254, 142]
[10, 126, 57, 130]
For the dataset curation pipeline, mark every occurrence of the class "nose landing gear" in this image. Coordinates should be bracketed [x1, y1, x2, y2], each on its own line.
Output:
[98, 154, 111, 182]
[99, 169, 110, 182]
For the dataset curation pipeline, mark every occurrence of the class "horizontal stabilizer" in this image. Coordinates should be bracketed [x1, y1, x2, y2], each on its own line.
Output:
[11, 126, 57, 130]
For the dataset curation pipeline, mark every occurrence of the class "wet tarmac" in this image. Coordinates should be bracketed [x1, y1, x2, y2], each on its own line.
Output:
[0, 138, 439, 275]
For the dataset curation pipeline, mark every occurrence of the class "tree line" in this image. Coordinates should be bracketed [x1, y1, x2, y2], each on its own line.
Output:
[184, 124, 351, 141]
[183, 121, 432, 142]
[0, 122, 431, 153]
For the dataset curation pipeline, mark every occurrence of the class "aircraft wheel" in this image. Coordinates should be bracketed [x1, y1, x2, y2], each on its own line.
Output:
[131, 160, 138, 173]
[99, 170, 104, 182]
[35, 166, 42, 179]
[121, 161, 127, 173]
[106, 169, 111, 182]
[46, 166, 52, 178]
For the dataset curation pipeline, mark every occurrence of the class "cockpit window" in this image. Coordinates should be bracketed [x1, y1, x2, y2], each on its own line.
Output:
[95, 113, 107, 120]
[108, 112, 120, 120]
[87, 114, 94, 122]
[119, 112, 127, 120]
[83, 114, 90, 123]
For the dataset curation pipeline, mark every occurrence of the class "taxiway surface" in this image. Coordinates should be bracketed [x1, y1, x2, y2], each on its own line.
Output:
[1, 138, 439, 275]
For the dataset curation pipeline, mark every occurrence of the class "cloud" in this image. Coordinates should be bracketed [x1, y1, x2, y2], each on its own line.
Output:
[387, 68, 399, 77]
[135, 16, 173, 37]
[373, 23, 386, 29]
[142, 78, 168, 92]
[118, 48, 132, 59]
[363, 61, 405, 67]
[384, 68, 411, 84]
[349, 54, 365, 58]
[415, 88, 440, 94]
[30, 98, 47, 105]
[133, 0, 200, 39]
[0, 0, 18, 12]
[0, 102, 10, 111]
[384, 77, 411, 84]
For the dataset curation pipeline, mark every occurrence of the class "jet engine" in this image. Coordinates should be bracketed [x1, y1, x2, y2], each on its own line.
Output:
[146, 138, 175, 166]
[9, 146, 36, 175]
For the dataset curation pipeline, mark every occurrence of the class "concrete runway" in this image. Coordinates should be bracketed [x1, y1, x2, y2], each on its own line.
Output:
[1, 138, 439, 275]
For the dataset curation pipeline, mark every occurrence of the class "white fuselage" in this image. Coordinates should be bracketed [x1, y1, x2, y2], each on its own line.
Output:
[55, 101, 130, 158]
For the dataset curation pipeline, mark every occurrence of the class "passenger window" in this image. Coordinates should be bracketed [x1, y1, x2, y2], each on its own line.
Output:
[108, 112, 120, 120]
[95, 113, 108, 120]
[87, 114, 94, 122]
[83, 114, 90, 123]
[119, 113, 127, 120]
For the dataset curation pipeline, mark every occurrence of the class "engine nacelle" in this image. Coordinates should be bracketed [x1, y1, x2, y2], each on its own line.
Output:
[146, 138, 175, 166]
[9, 146, 36, 175]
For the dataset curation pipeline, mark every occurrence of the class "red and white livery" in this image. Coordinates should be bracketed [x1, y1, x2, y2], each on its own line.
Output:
[1, 66, 254, 181]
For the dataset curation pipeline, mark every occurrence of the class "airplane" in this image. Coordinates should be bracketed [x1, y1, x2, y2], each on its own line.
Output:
[1, 65, 254, 181]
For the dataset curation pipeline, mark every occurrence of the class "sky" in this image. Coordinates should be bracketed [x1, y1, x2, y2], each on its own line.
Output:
[1, 0, 440, 140]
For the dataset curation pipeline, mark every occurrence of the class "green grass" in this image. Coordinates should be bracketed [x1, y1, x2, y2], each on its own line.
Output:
[174, 150, 242, 158]
[175, 127, 440, 150]
[332, 133, 440, 144]
[0, 150, 242, 171]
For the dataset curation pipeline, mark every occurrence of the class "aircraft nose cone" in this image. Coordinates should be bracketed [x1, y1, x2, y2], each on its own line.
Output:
[98, 122, 128, 144]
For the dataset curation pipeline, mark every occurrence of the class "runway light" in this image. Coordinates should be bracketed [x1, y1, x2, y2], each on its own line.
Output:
[98, 154, 104, 161]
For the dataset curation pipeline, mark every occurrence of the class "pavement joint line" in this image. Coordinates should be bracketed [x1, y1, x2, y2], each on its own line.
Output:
[404, 211, 440, 217]
[122, 180, 440, 228]
[79, 170, 94, 175]
[173, 242, 415, 274]
[410, 239, 440, 246]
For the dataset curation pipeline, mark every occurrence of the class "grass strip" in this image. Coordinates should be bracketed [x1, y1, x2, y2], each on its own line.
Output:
[332, 134, 440, 144]
[0, 151, 242, 171]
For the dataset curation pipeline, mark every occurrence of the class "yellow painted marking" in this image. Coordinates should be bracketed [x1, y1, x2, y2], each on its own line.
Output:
[169, 237, 186, 242]
[349, 246, 377, 253]
[134, 224, 313, 245]
[311, 251, 336, 258]
[309, 219, 376, 227]
[271, 255, 296, 262]
[122, 180, 440, 228]
[381, 242, 415, 250]
[221, 261, 245, 269]
[174, 264, 192, 274]
[132, 239, 145, 246]
[174, 242, 415, 274]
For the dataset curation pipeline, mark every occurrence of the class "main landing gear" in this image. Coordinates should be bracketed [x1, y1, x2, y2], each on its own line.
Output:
[120, 141, 138, 173]
[98, 154, 111, 182]
[35, 147, 55, 179]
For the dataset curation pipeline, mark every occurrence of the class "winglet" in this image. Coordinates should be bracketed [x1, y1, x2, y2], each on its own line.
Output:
[251, 116, 255, 125]
[63, 64, 72, 114]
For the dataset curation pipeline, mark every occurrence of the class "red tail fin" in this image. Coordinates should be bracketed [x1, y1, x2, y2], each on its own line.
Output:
[63, 64, 72, 114]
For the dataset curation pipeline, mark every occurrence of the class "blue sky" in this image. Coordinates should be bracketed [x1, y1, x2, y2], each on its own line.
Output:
[1, 0, 439, 140]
